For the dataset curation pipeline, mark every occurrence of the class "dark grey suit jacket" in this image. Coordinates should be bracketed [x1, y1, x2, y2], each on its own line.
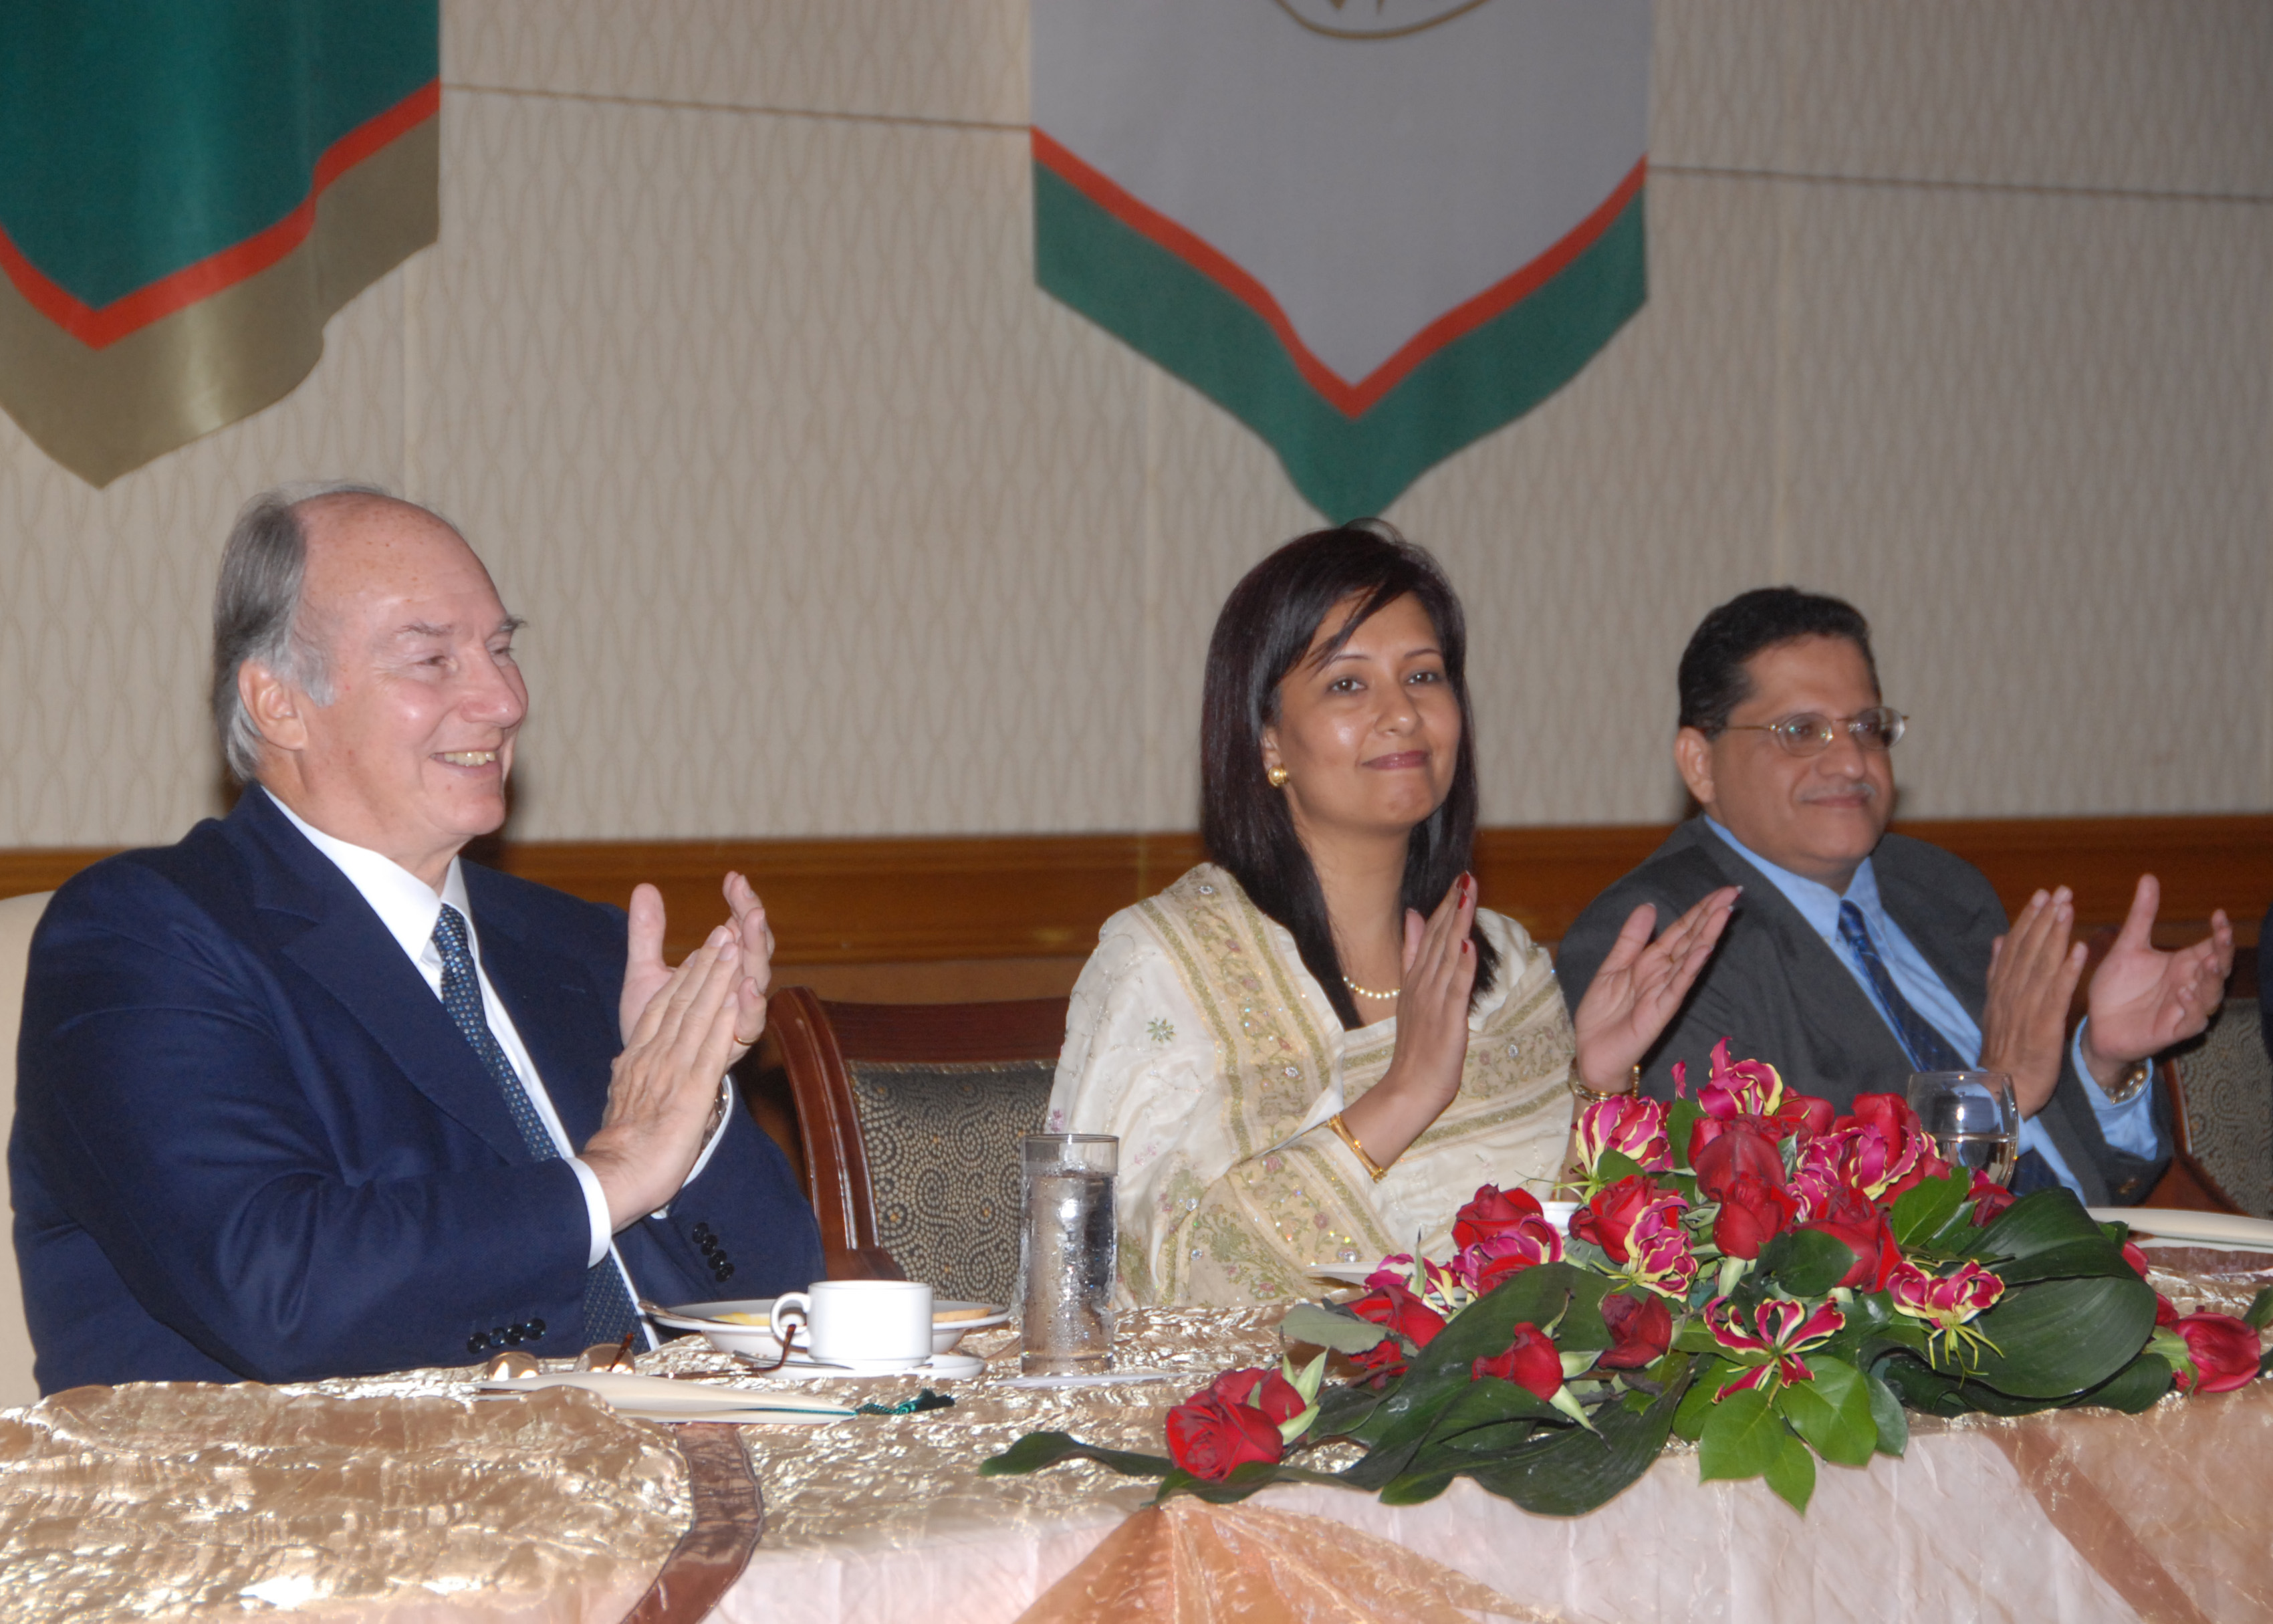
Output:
[1555, 819, 2169, 1207]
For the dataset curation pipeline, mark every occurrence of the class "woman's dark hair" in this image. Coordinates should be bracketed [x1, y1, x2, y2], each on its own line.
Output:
[1677, 586, 1879, 735]
[1200, 521, 1498, 1030]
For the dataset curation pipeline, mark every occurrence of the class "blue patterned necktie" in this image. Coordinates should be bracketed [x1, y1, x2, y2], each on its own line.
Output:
[433, 904, 640, 1345]
[1835, 900, 2058, 1195]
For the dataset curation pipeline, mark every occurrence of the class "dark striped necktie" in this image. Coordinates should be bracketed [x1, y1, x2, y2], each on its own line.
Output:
[433, 903, 640, 1346]
[1834, 899, 2058, 1195]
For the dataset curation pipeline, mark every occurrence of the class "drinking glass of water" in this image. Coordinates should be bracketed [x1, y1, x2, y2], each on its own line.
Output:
[1906, 1070, 2019, 1186]
[1017, 1134, 1118, 1376]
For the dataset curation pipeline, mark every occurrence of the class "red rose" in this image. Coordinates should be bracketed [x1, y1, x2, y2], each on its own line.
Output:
[1967, 1169, 2016, 1228]
[1347, 1282, 1448, 1382]
[1209, 1366, 1307, 1425]
[1453, 1185, 1546, 1250]
[1166, 1391, 1286, 1479]
[1471, 1321, 1562, 1401]
[1711, 1170, 1799, 1260]
[1772, 1090, 1837, 1142]
[1693, 1119, 1788, 1201]
[1597, 1291, 1674, 1370]
[2123, 1241, 2153, 1279]
[2156, 1294, 2180, 1328]
[2170, 1312, 2264, 1395]
[1799, 1186, 1903, 1292]
[1572, 1175, 1667, 1264]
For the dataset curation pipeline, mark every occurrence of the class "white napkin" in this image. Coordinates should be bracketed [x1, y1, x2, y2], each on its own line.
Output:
[2087, 1207, 2273, 1254]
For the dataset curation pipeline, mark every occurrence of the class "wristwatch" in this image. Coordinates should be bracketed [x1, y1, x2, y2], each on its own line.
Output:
[2101, 1057, 2153, 1107]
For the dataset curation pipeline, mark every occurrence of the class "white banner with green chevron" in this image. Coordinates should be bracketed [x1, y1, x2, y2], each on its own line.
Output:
[1032, 0, 1651, 520]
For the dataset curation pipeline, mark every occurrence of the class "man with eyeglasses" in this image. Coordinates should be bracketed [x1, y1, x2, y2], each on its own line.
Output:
[1558, 587, 2232, 1205]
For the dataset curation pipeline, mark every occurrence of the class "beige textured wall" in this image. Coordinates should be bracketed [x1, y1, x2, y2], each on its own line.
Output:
[0, 1, 2267, 846]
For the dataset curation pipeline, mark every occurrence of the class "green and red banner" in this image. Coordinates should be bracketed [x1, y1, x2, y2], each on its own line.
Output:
[1032, 0, 1650, 520]
[0, 2, 439, 486]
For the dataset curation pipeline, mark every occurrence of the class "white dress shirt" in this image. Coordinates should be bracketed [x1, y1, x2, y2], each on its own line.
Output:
[1703, 819, 2159, 1197]
[266, 790, 729, 1318]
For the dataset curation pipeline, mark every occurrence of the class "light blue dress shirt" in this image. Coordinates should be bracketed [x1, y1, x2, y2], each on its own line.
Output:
[1701, 819, 2159, 1197]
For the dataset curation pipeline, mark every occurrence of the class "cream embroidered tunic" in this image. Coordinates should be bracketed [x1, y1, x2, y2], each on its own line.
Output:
[1047, 864, 1577, 1308]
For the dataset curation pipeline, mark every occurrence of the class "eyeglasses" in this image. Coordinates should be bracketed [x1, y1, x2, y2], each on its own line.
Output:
[1720, 707, 1906, 757]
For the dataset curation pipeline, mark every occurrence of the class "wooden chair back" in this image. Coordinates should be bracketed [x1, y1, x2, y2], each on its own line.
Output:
[767, 987, 1070, 1296]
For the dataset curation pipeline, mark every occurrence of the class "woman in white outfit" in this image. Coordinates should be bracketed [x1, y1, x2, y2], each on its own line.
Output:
[1048, 524, 1736, 1307]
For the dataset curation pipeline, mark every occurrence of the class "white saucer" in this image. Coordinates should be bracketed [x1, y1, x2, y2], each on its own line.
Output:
[749, 1349, 987, 1382]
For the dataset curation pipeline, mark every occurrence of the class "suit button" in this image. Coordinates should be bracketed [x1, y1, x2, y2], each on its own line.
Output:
[467, 1334, 487, 1355]
[692, 1222, 712, 1240]
[699, 1235, 719, 1255]
[503, 1325, 525, 1345]
[713, 1260, 735, 1282]
[527, 1319, 546, 1339]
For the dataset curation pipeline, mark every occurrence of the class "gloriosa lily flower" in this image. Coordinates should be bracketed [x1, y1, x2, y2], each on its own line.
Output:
[1705, 1294, 1845, 1395]
[1887, 1260, 2005, 1369]
[1620, 1200, 1699, 1300]
[1576, 1094, 1673, 1179]
[1676, 1037, 1788, 1121]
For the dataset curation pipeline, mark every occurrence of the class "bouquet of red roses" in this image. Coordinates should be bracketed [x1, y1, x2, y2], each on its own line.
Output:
[984, 1042, 2271, 1515]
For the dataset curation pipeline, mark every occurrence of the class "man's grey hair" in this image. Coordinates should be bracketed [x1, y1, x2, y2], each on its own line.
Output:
[211, 480, 398, 782]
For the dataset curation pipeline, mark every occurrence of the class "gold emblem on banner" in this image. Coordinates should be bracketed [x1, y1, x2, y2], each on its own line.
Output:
[1270, 0, 1498, 40]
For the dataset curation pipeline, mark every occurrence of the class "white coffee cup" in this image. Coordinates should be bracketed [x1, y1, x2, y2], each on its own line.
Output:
[769, 1280, 934, 1371]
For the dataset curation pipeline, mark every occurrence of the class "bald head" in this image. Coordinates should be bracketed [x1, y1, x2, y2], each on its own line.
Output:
[215, 485, 528, 886]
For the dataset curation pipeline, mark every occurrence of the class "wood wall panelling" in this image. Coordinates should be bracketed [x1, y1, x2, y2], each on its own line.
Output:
[2, 817, 2264, 980]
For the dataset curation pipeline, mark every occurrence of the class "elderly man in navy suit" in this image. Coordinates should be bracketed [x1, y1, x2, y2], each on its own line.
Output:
[13, 485, 822, 1391]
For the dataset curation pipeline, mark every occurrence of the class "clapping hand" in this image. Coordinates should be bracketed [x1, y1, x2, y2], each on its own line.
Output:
[1981, 887, 2088, 1117]
[620, 872, 775, 1059]
[2079, 875, 2232, 1087]
[1569, 887, 1740, 1094]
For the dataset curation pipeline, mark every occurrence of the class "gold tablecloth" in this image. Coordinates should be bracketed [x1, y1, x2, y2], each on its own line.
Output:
[0, 1255, 2265, 1624]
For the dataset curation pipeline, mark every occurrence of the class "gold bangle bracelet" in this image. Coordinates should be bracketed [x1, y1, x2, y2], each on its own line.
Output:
[1567, 1064, 1643, 1107]
[1326, 1112, 1391, 1182]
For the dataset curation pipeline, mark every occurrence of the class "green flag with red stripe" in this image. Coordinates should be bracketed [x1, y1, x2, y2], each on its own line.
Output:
[0, 2, 439, 486]
[1032, 0, 1650, 520]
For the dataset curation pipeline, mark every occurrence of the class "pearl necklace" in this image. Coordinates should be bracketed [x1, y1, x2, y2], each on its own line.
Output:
[1342, 975, 1399, 1002]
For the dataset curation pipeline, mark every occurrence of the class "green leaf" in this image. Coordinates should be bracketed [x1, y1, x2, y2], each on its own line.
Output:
[1665, 1098, 1703, 1169]
[1407, 1375, 1560, 1466]
[1673, 1357, 1729, 1440]
[1776, 1357, 1875, 1466]
[1960, 1274, 2159, 1399]
[1464, 1368, 1691, 1516]
[1155, 1460, 1356, 1506]
[1762, 1426, 1816, 1514]
[1863, 1368, 1907, 1457]
[2076, 1351, 2174, 1415]
[2245, 1288, 2273, 1332]
[1592, 1147, 1647, 1187]
[1697, 1386, 1785, 1482]
[1985, 1236, 2133, 1286]
[1889, 1171, 1970, 1248]
[1312, 1381, 1385, 1440]
[1969, 1187, 2110, 1264]
[979, 1431, 1174, 1479]
[1754, 1228, 1857, 1297]
[1280, 1302, 1390, 1355]
[1378, 1470, 1460, 1506]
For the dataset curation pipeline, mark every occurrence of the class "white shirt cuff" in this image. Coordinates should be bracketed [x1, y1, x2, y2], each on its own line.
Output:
[569, 1157, 614, 1269]
[577, 1077, 737, 1254]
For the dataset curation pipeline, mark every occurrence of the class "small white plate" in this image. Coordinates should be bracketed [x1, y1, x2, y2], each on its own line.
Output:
[654, 1298, 1011, 1359]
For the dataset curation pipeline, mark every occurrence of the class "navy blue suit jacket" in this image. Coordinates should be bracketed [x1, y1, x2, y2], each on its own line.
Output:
[11, 790, 822, 1393]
